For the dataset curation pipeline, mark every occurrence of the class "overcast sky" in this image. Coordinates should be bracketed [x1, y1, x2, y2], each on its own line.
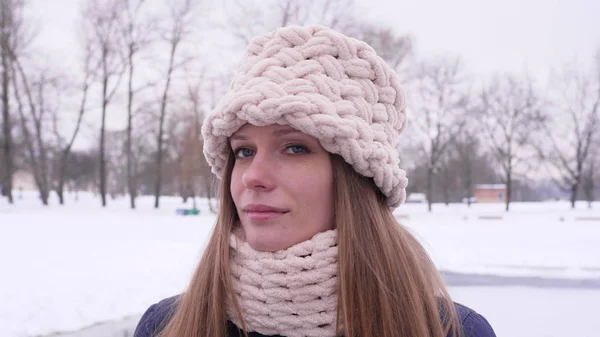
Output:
[357, 0, 600, 80]
[29, 0, 600, 80]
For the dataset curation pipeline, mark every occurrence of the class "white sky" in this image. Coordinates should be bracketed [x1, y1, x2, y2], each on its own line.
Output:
[29, 0, 600, 79]
[361, 0, 600, 79]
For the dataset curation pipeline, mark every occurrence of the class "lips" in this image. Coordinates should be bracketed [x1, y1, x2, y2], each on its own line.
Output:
[242, 204, 289, 221]
[243, 204, 288, 213]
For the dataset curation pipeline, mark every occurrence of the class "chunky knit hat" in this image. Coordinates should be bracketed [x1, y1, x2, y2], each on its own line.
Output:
[202, 25, 408, 207]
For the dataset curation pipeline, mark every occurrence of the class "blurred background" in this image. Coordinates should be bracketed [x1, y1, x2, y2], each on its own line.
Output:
[1, 0, 599, 336]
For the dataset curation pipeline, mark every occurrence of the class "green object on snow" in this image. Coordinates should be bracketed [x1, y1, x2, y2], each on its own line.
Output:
[187, 209, 200, 215]
[176, 208, 200, 216]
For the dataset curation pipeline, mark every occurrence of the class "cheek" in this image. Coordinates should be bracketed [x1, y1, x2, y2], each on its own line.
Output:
[320, 170, 335, 208]
[297, 166, 334, 207]
[309, 166, 334, 229]
[230, 167, 243, 203]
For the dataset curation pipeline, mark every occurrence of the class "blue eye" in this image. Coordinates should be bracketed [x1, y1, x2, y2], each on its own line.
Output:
[234, 148, 254, 159]
[285, 145, 309, 154]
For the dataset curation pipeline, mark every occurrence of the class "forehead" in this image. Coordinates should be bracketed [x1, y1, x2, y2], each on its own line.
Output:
[230, 124, 304, 139]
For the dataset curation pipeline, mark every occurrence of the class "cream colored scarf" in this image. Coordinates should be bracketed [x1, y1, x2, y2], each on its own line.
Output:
[228, 229, 339, 337]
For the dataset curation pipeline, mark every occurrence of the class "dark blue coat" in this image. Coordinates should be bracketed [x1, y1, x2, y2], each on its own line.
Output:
[133, 295, 496, 337]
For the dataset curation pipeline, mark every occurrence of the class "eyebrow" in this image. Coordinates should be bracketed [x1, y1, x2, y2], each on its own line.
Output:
[272, 127, 303, 137]
[229, 134, 247, 141]
[230, 127, 304, 141]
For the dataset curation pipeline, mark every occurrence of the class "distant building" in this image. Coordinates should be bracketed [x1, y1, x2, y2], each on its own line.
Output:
[13, 170, 36, 191]
[474, 184, 507, 203]
[406, 192, 427, 204]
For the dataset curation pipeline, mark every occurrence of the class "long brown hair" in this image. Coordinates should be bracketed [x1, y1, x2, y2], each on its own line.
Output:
[159, 153, 462, 337]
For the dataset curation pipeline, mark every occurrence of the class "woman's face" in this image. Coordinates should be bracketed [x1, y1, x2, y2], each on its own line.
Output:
[229, 124, 335, 252]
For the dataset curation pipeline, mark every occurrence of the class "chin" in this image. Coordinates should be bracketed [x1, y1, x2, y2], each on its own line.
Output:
[245, 230, 295, 252]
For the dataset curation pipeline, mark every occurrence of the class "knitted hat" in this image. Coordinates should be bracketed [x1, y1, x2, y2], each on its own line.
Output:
[202, 25, 408, 207]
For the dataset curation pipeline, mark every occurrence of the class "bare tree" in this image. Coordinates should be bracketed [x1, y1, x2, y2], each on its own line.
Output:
[409, 56, 470, 211]
[153, 0, 197, 208]
[104, 128, 128, 198]
[202, 79, 223, 213]
[537, 69, 599, 208]
[175, 75, 219, 212]
[0, 2, 11, 202]
[435, 151, 457, 205]
[0, 0, 31, 203]
[0, 0, 51, 205]
[535, 52, 600, 208]
[453, 128, 482, 207]
[177, 78, 200, 202]
[481, 74, 542, 211]
[83, 0, 127, 207]
[64, 149, 98, 199]
[177, 116, 201, 206]
[582, 148, 598, 208]
[127, 97, 159, 195]
[53, 41, 98, 205]
[586, 50, 600, 209]
[120, 0, 156, 209]
[11, 64, 57, 205]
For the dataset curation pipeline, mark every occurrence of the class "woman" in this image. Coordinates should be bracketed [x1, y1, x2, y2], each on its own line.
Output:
[134, 25, 496, 337]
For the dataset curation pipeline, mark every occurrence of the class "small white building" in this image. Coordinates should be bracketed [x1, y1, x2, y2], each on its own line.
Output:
[406, 192, 427, 204]
[13, 169, 36, 191]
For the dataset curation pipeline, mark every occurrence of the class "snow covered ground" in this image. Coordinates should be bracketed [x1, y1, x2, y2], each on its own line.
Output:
[1, 192, 599, 337]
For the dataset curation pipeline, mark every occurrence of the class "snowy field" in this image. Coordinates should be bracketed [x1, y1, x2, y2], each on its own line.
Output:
[1, 192, 599, 337]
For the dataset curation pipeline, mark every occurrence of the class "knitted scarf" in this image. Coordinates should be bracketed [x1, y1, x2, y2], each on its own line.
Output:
[228, 229, 339, 337]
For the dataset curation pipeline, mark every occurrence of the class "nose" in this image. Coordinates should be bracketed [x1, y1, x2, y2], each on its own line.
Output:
[241, 150, 276, 191]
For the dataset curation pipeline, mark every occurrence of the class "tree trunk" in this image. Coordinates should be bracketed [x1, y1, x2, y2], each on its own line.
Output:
[57, 158, 66, 205]
[569, 158, 585, 209]
[464, 162, 473, 207]
[127, 45, 136, 209]
[570, 180, 579, 209]
[154, 42, 177, 209]
[99, 50, 109, 207]
[12, 61, 50, 206]
[56, 81, 87, 205]
[154, 116, 165, 208]
[583, 162, 595, 209]
[34, 82, 50, 206]
[443, 185, 449, 205]
[505, 170, 512, 212]
[442, 167, 450, 206]
[427, 165, 433, 212]
[1, 48, 13, 204]
[40, 189, 49, 205]
[585, 181, 594, 209]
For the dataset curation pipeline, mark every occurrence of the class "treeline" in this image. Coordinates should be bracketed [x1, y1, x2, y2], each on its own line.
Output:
[1, 0, 598, 211]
